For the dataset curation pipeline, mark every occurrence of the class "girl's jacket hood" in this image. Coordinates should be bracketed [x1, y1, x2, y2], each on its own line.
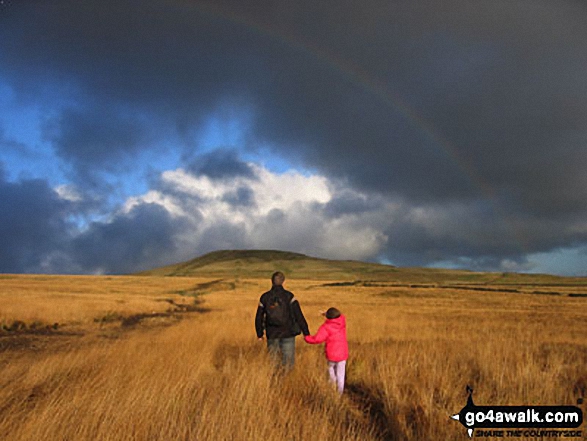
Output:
[325, 315, 346, 330]
[304, 314, 348, 362]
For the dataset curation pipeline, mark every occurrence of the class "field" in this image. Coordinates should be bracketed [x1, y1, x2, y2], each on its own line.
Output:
[1, 270, 586, 440]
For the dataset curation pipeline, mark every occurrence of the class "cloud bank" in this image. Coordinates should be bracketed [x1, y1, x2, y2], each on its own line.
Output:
[2, 151, 583, 275]
[1, 0, 586, 275]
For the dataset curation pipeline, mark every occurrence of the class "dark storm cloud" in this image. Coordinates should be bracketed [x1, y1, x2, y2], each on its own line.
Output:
[68, 203, 184, 274]
[0, 164, 187, 274]
[43, 105, 156, 170]
[186, 149, 257, 181]
[221, 0, 587, 266]
[322, 190, 382, 218]
[1, 0, 586, 271]
[222, 186, 256, 207]
[379, 199, 587, 271]
[382, 205, 519, 268]
[0, 171, 72, 273]
[1, 0, 265, 184]
[242, 0, 587, 212]
[195, 221, 248, 256]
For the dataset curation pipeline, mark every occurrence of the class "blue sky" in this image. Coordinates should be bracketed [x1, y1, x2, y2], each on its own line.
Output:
[1, 0, 586, 276]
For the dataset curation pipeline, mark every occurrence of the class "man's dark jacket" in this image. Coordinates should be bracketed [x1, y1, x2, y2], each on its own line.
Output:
[255, 285, 309, 339]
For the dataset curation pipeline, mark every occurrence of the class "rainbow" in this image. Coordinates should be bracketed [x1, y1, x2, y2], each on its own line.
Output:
[180, 1, 527, 253]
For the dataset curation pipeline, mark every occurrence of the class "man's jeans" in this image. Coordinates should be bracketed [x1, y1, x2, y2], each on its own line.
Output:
[267, 337, 295, 368]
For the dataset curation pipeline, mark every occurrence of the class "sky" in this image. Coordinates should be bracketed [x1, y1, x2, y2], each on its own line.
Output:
[1, 0, 586, 276]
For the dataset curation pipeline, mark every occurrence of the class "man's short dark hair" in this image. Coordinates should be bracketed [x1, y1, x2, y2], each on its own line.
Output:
[271, 271, 285, 286]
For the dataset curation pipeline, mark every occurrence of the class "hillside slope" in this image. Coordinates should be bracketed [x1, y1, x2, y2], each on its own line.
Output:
[139, 249, 396, 280]
[137, 249, 587, 285]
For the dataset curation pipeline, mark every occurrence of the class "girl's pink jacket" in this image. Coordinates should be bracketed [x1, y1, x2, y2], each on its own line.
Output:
[304, 315, 348, 362]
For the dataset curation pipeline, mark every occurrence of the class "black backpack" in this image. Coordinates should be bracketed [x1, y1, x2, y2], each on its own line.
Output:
[265, 293, 292, 328]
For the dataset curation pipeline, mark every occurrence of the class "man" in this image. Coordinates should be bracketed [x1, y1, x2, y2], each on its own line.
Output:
[255, 271, 309, 368]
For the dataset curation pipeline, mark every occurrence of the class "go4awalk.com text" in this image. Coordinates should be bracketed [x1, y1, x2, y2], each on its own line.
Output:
[451, 387, 584, 438]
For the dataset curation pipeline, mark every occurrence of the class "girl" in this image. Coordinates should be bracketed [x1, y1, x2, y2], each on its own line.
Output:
[304, 307, 348, 394]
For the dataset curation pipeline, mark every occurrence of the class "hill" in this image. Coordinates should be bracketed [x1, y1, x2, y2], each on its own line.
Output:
[138, 249, 394, 280]
[137, 249, 587, 286]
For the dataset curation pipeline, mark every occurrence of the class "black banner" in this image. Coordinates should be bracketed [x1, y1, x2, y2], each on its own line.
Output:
[451, 387, 583, 438]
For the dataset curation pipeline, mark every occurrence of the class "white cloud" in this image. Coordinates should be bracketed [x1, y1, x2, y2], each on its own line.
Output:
[55, 184, 82, 202]
[156, 165, 331, 215]
[122, 163, 388, 262]
[251, 165, 331, 214]
[126, 164, 333, 227]
[118, 163, 587, 275]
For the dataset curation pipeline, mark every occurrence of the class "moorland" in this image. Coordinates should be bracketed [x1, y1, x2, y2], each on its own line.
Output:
[1, 250, 586, 440]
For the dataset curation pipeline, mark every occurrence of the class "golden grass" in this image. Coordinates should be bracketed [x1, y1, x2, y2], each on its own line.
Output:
[0, 275, 585, 440]
[0, 275, 212, 328]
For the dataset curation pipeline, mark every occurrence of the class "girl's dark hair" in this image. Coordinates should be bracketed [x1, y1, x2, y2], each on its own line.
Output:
[325, 307, 341, 319]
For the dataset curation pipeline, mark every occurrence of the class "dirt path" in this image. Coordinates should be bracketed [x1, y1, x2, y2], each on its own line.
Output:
[0, 299, 210, 360]
[343, 383, 399, 441]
